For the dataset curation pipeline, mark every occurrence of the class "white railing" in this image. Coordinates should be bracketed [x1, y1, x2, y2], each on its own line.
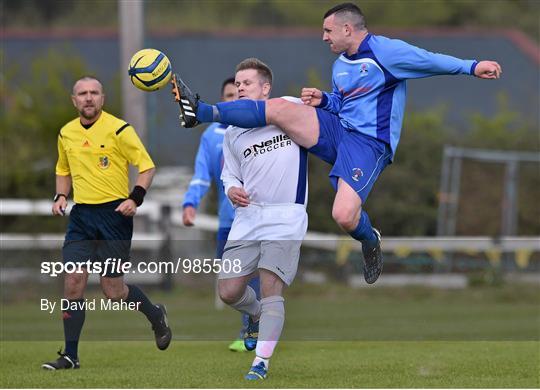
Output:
[2, 199, 539, 254]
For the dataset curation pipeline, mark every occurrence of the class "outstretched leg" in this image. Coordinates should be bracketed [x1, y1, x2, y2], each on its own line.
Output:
[200, 97, 320, 148]
[171, 75, 320, 148]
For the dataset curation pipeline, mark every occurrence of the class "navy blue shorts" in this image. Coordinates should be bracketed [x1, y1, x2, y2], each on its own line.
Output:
[63, 200, 133, 277]
[308, 109, 393, 202]
[216, 226, 231, 259]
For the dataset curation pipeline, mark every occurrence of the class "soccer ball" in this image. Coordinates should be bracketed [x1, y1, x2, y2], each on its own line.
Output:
[128, 48, 172, 92]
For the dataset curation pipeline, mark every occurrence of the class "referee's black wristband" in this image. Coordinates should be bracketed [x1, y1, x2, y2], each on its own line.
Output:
[128, 185, 146, 207]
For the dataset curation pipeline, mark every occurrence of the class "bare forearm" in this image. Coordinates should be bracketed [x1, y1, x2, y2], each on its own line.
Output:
[135, 168, 155, 190]
[56, 175, 72, 196]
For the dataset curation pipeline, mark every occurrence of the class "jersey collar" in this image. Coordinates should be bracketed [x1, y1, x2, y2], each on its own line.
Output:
[79, 110, 105, 130]
[342, 33, 372, 61]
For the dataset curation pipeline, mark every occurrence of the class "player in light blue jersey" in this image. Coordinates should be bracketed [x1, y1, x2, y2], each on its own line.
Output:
[182, 77, 260, 352]
[172, 2, 501, 285]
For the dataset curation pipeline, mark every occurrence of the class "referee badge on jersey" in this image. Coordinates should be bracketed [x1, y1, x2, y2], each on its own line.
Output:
[98, 156, 110, 169]
[359, 63, 369, 77]
[352, 168, 363, 182]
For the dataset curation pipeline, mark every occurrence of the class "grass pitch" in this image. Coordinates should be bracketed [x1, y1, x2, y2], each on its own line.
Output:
[1, 283, 539, 387]
[1, 340, 538, 388]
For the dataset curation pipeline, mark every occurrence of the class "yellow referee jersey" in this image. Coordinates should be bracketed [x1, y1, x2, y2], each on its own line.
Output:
[56, 111, 155, 204]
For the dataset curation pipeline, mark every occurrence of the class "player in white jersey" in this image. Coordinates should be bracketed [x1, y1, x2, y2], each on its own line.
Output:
[218, 58, 308, 381]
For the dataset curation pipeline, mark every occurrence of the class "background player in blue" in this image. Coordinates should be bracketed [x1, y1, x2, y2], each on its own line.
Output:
[182, 77, 261, 352]
[173, 2, 502, 285]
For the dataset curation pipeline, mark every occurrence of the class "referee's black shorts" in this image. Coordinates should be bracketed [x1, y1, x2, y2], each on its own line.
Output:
[63, 200, 132, 277]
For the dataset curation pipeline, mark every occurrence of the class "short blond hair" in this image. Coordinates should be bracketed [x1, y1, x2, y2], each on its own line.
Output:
[235, 58, 273, 85]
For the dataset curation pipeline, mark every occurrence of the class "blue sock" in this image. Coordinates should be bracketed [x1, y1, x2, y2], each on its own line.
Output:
[196, 101, 216, 123]
[240, 313, 249, 338]
[201, 100, 267, 128]
[126, 284, 161, 324]
[63, 299, 86, 359]
[349, 210, 377, 243]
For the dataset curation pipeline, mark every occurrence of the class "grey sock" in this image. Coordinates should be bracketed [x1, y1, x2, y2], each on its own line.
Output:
[230, 286, 261, 318]
[255, 295, 285, 359]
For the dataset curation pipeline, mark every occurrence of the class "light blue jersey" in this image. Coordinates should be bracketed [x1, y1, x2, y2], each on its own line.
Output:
[319, 33, 477, 157]
[183, 123, 235, 228]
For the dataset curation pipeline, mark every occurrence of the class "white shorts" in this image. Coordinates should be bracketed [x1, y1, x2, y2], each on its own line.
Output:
[220, 203, 308, 285]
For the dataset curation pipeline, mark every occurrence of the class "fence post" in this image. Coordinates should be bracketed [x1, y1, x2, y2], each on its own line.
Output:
[158, 204, 173, 291]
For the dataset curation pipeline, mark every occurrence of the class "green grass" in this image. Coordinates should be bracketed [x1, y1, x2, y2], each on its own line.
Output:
[1, 283, 539, 387]
[1, 341, 538, 388]
[2, 283, 539, 341]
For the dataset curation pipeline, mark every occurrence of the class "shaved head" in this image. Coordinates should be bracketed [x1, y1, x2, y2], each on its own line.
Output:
[72, 76, 103, 95]
[324, 2, 366, 31]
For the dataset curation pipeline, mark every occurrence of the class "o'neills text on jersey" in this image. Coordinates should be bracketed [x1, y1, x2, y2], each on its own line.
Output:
[243, 134, 292, 158]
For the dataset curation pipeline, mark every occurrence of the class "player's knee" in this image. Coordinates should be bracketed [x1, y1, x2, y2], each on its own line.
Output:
[218, 285, 242, 305]
[332, 207, 358, 231]
[101, 283, 126, 301]
[218, 290, 237, 305]
[102, 288, 124, 301]
[64, 272, 85, 299]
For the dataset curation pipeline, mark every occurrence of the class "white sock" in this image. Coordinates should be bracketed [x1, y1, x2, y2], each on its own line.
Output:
[255, 295, 285, 360]
[253, 356, 270, 369]
[229, 286, 261, 319]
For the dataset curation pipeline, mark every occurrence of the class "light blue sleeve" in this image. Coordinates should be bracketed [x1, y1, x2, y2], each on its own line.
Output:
[372, 36, 477, 80]
[319, 63, 343, 114]
[183, 131, 212, 208]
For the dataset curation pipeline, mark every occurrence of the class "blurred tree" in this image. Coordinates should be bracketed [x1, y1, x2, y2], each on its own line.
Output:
[1, 49, 86, 198]
[2, 1, 538, 40]
[0, 49, 87, 232]
[455, 94, 540, 235]
[0, 49, 121, 232]
[1, 0, 116, 28]
[2, 0, 71, 24]
[367, 107, 452, 236]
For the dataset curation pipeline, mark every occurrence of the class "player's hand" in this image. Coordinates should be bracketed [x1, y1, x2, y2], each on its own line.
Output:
[115, 199, 137, 217]
[474, 61, 502, 79]
[52, 199, 68, 216]
[301, 88, 323, 106]
[228, 187, 250, 207]
[182, 205, 196, 226]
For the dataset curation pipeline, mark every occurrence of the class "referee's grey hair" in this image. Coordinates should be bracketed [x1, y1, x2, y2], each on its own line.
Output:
[324, 2, 366, 30]
[236, 58, 273, 86]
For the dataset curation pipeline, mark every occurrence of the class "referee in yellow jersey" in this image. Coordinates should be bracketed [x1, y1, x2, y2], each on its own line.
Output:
[42, 76, 171, 370]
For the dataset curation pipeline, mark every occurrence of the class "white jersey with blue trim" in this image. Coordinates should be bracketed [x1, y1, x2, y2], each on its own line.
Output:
[221, 97, 308, 206]
[182, 122, 235, 228]
[320, 33, 477, 157]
